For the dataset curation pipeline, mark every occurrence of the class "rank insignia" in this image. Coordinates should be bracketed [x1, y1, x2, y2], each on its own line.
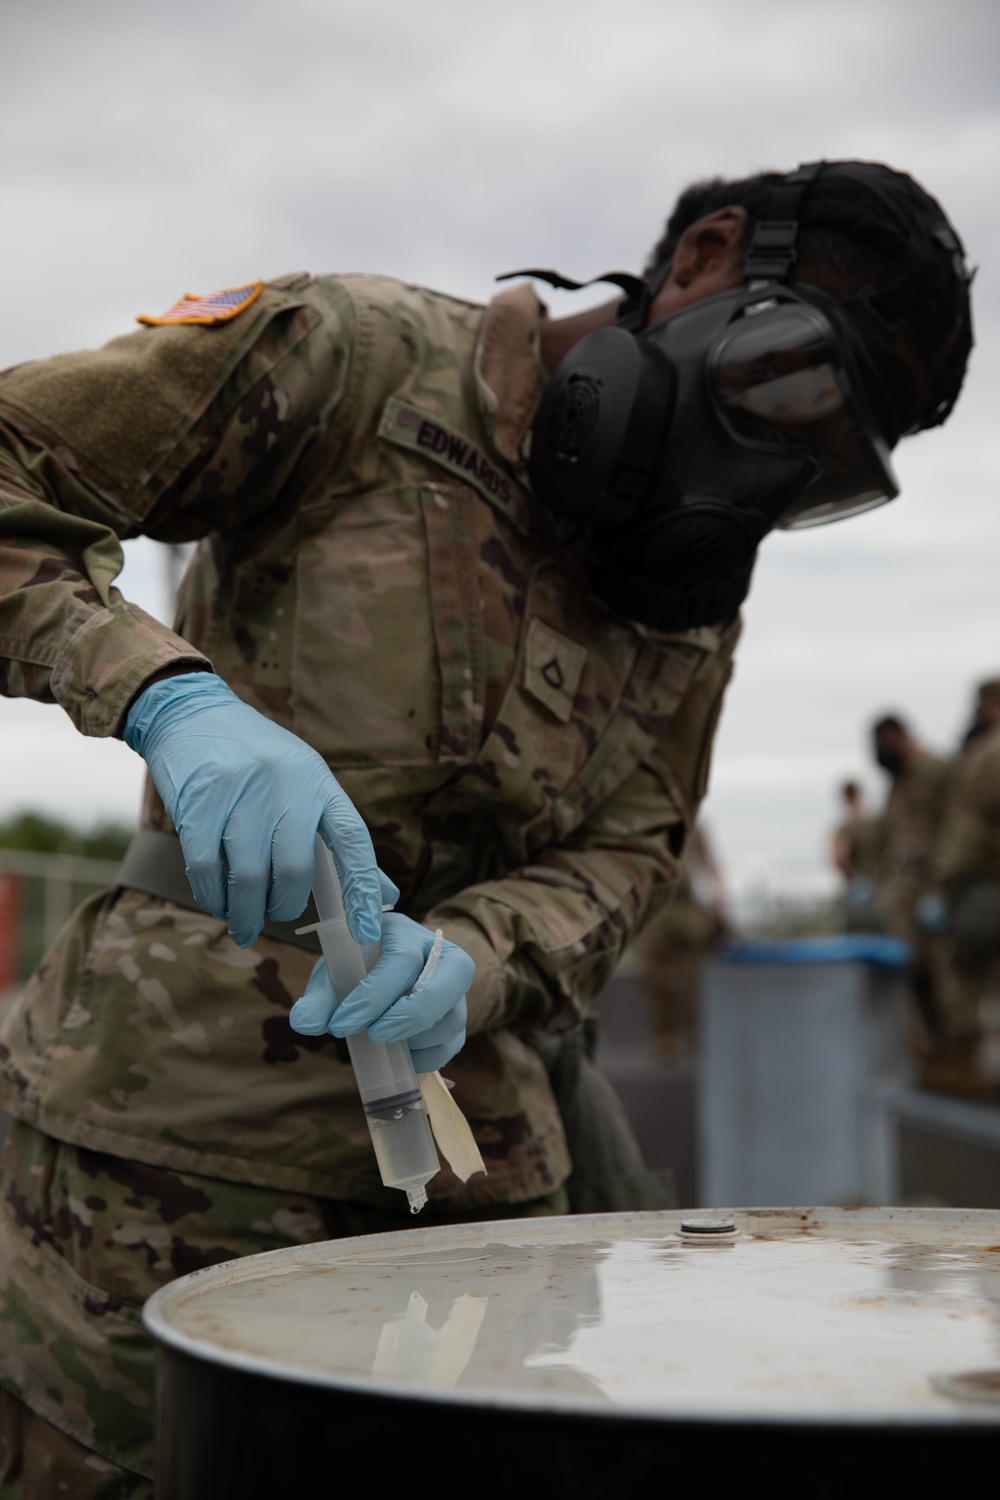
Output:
[137, 281, 265, 327]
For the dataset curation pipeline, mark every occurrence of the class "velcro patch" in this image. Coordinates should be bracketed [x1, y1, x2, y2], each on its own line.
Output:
[523, 618, 587, 723]
[137, 281, 265, 327]
[378, 396, 531, 533]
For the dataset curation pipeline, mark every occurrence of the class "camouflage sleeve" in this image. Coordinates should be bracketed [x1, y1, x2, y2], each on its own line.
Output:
[426, 621, 740, 1035]
[0, 276, 354, 737]
[936, 736, 1000, 889]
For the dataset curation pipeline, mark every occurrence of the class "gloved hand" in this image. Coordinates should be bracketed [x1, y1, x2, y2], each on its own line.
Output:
[289, 913, 474, 1073]
[124, 671, 394, 948]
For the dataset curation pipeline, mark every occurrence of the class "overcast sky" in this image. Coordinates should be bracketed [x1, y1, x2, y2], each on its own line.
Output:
[1, 0, 998, 902]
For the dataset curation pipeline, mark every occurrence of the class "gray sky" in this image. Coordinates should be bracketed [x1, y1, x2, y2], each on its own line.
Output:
[1, 0, 998, 901]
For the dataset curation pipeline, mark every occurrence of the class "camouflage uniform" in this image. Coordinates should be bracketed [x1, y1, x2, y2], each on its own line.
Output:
[877, 748, 961, 1043]
[0, 272, 738, 1483]
[878, 750, 951, 938]
[836, 812, 885, 883]
[931, 723, 1000, 1076]
[834, 812, 886, 932]
[635, 825, 724, 1057]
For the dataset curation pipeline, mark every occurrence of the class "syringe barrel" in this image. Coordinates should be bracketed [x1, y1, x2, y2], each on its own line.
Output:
[310, 839, 439, 1197]
[313, 917, 439, 1191]
[346, 1032, 440, 1193]
[312, 916, 411, 1106]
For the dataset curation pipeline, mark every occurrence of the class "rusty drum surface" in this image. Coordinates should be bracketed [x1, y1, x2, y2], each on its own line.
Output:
[144, 1207, 1000, 1498]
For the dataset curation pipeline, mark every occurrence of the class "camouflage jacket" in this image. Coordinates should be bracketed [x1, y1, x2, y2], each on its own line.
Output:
[880, 749, 952, 883]
[935, 725, 1000, 891]
[835, 812, 885, 881]
[0, 272, 738, 1209]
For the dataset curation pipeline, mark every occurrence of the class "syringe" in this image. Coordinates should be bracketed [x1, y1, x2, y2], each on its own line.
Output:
[303, 836, 440, 1213]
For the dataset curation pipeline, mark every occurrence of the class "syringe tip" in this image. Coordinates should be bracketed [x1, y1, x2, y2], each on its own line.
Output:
[406, 1185, 428, 1215]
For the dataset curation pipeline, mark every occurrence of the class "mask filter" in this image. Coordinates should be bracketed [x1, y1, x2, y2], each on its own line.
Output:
[547, 373, 604, 461]
[589, 502, 765, 631]
[529, 329, 674, 526]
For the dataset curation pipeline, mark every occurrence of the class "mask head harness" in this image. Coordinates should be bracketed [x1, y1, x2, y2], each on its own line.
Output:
[500, 161, 973, 630]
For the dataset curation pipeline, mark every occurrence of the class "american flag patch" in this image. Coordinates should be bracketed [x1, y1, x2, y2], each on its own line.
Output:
[137, 281, 265, 327]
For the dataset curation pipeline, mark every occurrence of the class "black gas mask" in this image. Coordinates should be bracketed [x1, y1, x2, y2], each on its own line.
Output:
[502, 160, 971, 631]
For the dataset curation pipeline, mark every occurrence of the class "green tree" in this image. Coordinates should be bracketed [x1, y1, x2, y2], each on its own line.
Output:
[0, 811, 133, 861]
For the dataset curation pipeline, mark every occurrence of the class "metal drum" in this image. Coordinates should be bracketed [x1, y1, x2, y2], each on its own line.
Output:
[144, 1207, 1000, 1498]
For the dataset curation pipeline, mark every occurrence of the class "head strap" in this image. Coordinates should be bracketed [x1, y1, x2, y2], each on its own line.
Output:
[496, 267, 651, 332]
[743, 160, 827, 284]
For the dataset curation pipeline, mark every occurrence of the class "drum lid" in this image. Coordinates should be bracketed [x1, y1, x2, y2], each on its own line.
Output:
[143, 1206, 1000, 1426]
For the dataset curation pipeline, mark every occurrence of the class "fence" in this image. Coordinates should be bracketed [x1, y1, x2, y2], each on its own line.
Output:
[731, 890, 843, 939]
[0, 846, 847, 989]
[0, 847, 123, 987]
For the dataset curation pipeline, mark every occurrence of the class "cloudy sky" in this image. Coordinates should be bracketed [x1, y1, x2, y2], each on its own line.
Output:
[1, 0, 997, 903]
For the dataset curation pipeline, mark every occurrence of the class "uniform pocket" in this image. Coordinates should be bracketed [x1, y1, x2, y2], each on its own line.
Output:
[292, 484, 484, 768]
[421, 485, 487, 763]
[429, 559, 640, 864]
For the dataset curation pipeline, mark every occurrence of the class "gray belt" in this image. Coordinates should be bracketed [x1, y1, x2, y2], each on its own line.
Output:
[117, 829, 321, 953]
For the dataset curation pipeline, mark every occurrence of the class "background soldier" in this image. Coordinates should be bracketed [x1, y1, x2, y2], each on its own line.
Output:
[0, 160, 974, 1491]
[636, 823, 727, 1059]
[870, 713, 953, 1049]
[922, 678, 1000, 1094]
[959, 676, 1000, 752]
[831, 779, 885, 932]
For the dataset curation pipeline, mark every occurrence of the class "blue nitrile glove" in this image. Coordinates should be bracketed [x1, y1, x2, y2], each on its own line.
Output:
[124, 672, 395, 948]
[289, 913, 474, 1073]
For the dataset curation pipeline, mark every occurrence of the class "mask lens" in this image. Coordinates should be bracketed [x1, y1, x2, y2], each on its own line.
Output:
[716, 307, 841, 430]
[778, 432, 893, 528]
[712, 303, 899, 528]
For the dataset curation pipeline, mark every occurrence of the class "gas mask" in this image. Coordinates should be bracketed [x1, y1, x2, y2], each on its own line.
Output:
[502, 161, 971, 631]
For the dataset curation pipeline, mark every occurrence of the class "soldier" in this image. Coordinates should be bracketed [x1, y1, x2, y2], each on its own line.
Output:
[960, 676, 1000, 751]
[0, 159, 974, 1493]
[871, 713, 955, 1056]
[921, 678, 1000, 1095]
[872, 715, 951, 932]
[830, 780, 885, 932]
[636, 822, 727, 1058]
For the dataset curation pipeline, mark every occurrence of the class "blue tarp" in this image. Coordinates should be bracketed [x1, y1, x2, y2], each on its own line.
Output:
[715, 934, 912, 969]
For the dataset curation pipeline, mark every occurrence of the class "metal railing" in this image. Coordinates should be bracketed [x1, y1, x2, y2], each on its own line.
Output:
[0, 847, 122, 967]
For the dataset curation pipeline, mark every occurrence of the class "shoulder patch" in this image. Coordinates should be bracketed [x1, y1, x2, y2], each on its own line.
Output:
[137, 281, 265, 327]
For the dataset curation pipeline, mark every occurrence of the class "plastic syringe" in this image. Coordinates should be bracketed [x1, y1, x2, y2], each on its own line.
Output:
[304, 836, 440, 1213]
